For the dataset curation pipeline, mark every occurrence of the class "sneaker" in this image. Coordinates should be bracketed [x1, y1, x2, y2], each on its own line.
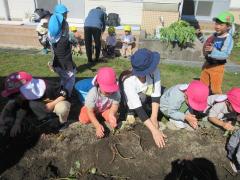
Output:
[230, 161, 239, 173]
[166, 121, 182, 131]
[47, 61, 54, 72]
[126, 114, 136, 125]
[41, 48, 48, 55]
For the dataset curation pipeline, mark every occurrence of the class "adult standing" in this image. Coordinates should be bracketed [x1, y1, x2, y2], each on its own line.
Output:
[84, 6, 107, 64]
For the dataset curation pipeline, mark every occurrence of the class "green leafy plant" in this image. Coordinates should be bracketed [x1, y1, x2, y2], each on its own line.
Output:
[158, 20, 196, 47]
[233, 24, 240, 48]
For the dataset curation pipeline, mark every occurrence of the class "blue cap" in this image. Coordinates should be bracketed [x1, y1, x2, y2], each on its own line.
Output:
[54, 4, 69, 14]
[131, 48, 160, 77]
[48, 13, 63, 38]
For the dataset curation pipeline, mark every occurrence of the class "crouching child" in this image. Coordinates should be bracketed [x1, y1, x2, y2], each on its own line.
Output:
[160, 80, 209, 130]
[79, 67, 120, 138]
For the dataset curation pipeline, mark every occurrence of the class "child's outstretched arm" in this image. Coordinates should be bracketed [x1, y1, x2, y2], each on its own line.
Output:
[108, 103, 119, 128]
[209, 117, 234, 131]
[87, 107, 105, 138]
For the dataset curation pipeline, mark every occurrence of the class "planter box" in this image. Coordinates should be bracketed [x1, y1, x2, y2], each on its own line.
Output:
[138, 39, 205, 62]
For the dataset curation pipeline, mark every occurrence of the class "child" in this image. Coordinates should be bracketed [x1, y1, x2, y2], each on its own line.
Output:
[120, 49, 166, 148]
[36, 15, 51, 54]
[48, 4, 76, 97]
[79, 67, 120, 138]
[227, 129, 240, 173]
[69, 26, 83, 56]
[105, 26, 117, 57]
[160, 81, 209, 130]
[19, 74, 71, 129]
[121, 25, 135, 58]
[200, 11, 234, 94]
[0, 71, 32, 137]
[207, 87, 240, 131]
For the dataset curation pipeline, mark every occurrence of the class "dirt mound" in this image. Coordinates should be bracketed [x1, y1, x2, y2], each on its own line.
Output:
[0, 122, 240, 180]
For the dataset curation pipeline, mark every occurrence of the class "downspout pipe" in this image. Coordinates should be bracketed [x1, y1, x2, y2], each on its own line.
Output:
[3, 0, 10, 20]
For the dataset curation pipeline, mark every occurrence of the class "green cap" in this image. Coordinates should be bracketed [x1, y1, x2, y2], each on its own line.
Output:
[213, 11, 234, 24]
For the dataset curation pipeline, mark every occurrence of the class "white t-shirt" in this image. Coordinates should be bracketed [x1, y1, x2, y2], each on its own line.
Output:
[123, 68, 161, 109]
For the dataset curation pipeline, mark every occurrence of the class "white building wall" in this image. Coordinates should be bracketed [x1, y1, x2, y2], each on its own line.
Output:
[8, 0, 35, 20]
[230, 0, 240, 9]
[0, 0, 6, 19]
[85, 0, 143, 25]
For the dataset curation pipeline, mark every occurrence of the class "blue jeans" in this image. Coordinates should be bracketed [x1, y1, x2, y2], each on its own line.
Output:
[54, 67, 76, 97]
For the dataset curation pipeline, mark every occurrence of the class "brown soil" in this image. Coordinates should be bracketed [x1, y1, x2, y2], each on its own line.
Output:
[0, 121, 240, 180]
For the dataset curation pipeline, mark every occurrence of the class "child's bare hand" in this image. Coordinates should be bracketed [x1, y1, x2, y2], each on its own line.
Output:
[152, 129, 167, 148]
[204, 45, 213, 52]
[96, 124, 105, 138]
[223, 121, 235, 131]
[108, 114, 117, 128]
[185, 113, 198, 129]
[10, 123, 21, 137]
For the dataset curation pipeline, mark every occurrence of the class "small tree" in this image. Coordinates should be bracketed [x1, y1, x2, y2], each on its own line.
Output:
[158, 20, 196, 48]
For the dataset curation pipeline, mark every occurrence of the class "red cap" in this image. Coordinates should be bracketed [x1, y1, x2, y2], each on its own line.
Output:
[1, 71, 32, 97]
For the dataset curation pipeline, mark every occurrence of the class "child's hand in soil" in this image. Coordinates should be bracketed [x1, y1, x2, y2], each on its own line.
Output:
[96, 124, 105, 138]
[223, 121, 235, 131]
[108, 114, 117, 129]
[152, 129, 167, 148]
[185, 113, 198, 129]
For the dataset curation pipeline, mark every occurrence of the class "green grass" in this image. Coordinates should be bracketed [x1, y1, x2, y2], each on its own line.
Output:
[0, 50, 238, 93]
[230, 46, 240, 65]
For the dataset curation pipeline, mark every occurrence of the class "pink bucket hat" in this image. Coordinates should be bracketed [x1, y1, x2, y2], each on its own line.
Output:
[95, 67, 119, 93]
[1, 71, 32, 97]
[227, 87, 240, 113]
[185, 80, 209, 111]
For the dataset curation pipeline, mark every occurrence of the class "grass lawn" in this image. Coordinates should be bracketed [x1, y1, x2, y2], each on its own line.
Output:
[230, 46, 240, 65]
[0, 49, 238, 94]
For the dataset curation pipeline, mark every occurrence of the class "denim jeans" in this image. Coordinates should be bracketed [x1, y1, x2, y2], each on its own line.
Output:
[54, 67, 76, 97]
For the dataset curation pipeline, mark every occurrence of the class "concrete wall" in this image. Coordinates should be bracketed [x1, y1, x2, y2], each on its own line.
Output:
[85, 0, 143, 25]
[142, 11, 179, 35]
[230, 0, 240, 9]
[8, 0, 35, 20]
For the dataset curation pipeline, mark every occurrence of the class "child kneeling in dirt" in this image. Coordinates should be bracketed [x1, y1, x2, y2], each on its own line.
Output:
[19, 75, 71, 131]
[160, 80, 209, 131]
[227, 128, 240, 173]
[207, 87, 240, 132]
[79, 67, 120, 138]
[103, 26, 117, 58]
[120, 49, 166, 148]
[0, 72, 32, 137]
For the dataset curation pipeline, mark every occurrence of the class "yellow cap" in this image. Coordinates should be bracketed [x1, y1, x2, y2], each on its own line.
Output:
[124, 25, 131, 32]
[69, 26, 77, 32]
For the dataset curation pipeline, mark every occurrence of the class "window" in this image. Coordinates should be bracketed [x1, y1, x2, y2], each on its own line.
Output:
[182, 0, 213, 17]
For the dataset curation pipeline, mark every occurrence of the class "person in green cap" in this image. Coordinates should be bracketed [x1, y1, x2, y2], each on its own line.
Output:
[200, 11, 234, 95]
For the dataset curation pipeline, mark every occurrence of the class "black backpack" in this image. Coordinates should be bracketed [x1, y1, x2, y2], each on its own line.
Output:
[31, 9, 51, 22]
[106, 13, 120, 27]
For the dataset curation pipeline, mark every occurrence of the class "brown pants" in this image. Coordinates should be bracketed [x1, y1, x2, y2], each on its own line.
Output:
[200, 62, 225, 94]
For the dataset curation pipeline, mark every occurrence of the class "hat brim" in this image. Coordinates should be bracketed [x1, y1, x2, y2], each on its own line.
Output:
[188, 97, 207, 111]
[20, 78, 46, 100]
[99, 83, 119, 93]
[231, 103, 240, 113]
[132, 52, 160, 77]
[1, 90, 11, 97]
